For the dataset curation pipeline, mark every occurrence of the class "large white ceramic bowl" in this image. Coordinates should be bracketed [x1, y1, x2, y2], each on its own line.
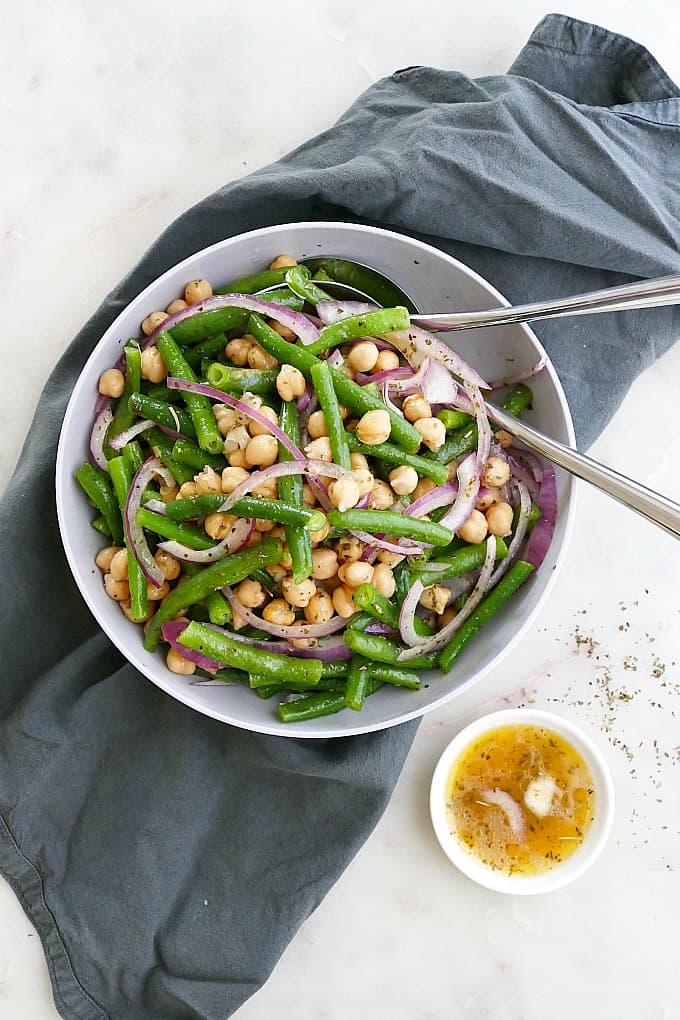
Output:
[56, 222, 576, 738]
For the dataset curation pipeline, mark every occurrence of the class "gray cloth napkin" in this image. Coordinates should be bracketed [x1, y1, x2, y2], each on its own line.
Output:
[1, 14, 679, 1020]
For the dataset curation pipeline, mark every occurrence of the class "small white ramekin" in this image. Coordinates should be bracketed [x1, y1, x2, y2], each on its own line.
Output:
[430, 708, 615, 895]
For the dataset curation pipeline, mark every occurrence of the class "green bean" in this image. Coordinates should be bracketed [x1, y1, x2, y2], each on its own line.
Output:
[129, 393, 197, 440]
[437, 409, 472, 431]
[74, 462, 122, 544]
[300, 258, 418, 311]
[123, 440, 144, 473]
[184, 333, 227, 371]
[345, 433, 449, 485]
[328, 509, 452, 548]
[109, 456, 149, 621]
[425, 423, 478, 465]
[135, 508, 215, 550]
[319, 660, 351, 679]
[144, 537, 283, 651]
[502, 383, 533, 417]
[246, 314, 421, 454]
[106, 341, 142, 455]
[312, 268, 334, 283]
[305, 307, 410, 358]
[345, 611, 374, 633]
[285, 265, 332, 304]
[91, 516, 111, 537]
[166, 493, 325, 530]
[215, 266, 293, 295]
[413, 537, 509, 588]
[251, 567, 278, 592]
[144, 384, 186, 403]
[439, 561, 535, 672]
[205, 590, 232, 625]
[344, 629, 438, 668]
[513, 502, 541, 531]
[248, 673, 320, 691]
[278, 400, 313, 584]
[171, 438, 226, 473]
[344, 655, 371, 712]
[156, 332, 223, 454]
[197, 666, 248, 685]
[310, 361, 351, 470]
[255, 676, 348, 699]
[171, 308, 248, 344]
[145, 427, 195, 485]
[179, 621, 322, 684]
[278, 691, 347, 722]
[369, 664, 421, 689]
[255, 287, 305, 310]
[205, 363, 278, 395]
[353, 583, 433, 638]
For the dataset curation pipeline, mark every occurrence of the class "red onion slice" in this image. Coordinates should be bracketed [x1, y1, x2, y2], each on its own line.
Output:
[463, 380, 491, 468]
[347, 531, 426, 556]
[109, 418, 155, 450]
[489, 480, 531, 588]
[357, 366, 413, 387]
[162, 621, 223, 671]
[420, 358, 460, 405]
[297, 384, 314, 416]
[90, 405, 113, 471]
[507, 455, 540, 501]
[379, 326, 490, 390]
[224, 629, 355, 662]
[398, 580, 425, 647]
[405, 481, 458, 518]
[125, 456, 175, 588]
[315, 300, 377, 324]
[143, 499, 168, 515]
[489, 356, 546, 390]
[157, 518, 254, 564]
[327, 349, 345, 371]
[223, 588, 348, 640]
[439, 454, 480, 534]
[523, 463, 557, 570]
[218, 459, 350, 512]
[478, 788, 526, 841]
[144, 294, 320, 348]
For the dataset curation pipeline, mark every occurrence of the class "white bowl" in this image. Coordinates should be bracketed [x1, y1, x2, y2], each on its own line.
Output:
[56, 221, 576, 738]
[430, 709, 615, 894]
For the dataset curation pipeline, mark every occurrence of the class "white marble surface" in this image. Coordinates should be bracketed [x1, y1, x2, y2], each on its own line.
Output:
[2, 2, 680, 1017]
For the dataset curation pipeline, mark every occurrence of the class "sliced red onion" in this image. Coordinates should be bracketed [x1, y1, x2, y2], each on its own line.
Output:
[157, 518, 254, 564]
[327, 349, 345, 371]
[125, 456, 175, 588]
[405, 481, 458, 518]
[218, 458, 349, 512]
[144, 498, 168, 515]
[398, 579, 425, 647]
[157, 423, 184, 442]
[489, 480, 532, 588]
[315, 300, 377, 324]
[523, 463, 557, 570]
[355, 494, 371, 510]
[380, 383, 404, 419]
[507, 455, 539, 501]
[358, 366, 413, 387]
[90, 405, 113, 471]
[398, 535, 496, 661]
[379, 326, 489, 390]
[225, 629, 355, 662]
[439, 454, 480, 533]
[478, 788, 526, 841]
[420, 359, 460, 405]
[489, 356, 546, 390]
[144, 294, 319, 348]
[462, 380, 491, 468]
[223, 588, 348, 640]
[297, 384, 314, 416]
[94, 392, 112, 418]
[109, 418, 155, 450]
[510, 447, 544, 485]
[347, 531, 426, 556]
[162, 621, 223, 671]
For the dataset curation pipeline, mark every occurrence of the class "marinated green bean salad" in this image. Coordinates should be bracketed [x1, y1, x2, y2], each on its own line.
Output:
[78, 255, 556, 723]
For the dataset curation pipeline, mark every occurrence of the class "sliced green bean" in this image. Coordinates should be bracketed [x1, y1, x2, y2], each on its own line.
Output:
[135, 508, 215, 550]
[345, 655, 371, 712]
[425, 423, 478, 465]
[179, 621, 322, 685]
[344, 629, 438, 668]
[129, 393, 196, 440]
[328, 509, 452, 548]
[310, 361, 351, 469]
[413, 537, 509, 588]
[370, 663, 421, 689]
[184, 333, 227, 371]
[215, 266, 293, 295]
[248, 672, 320, 691]
[305, 307, 409, 358]
[144, 537, 283, 651]
[278, 400, 313, 584]
[255, 677, 347, 699]
[345, 433, 449, 485]
[439, 561, 535, 672]
[156, 332, 223, 454]
[170, 307, 248, 344]
[300, 258, 418, 311]
[171, 438, 226, 473]
[353, 583, 433, 638]
[123, 440, 144, 473]
[205, 363, 278, 395]
[285, 265, 332, 304]
[74, 462, 122, 544]
[319, 661, 351, 679]
[502, 383, 533, 417]
[205, 590, 232, 625]
[278, 691, 346, 722]
[437, 409, 472, 431]
[146, 427, 195, 485]
[105, 341, 142, 455]
[109, 456, 148, 621]
[91, 515, 111, 538]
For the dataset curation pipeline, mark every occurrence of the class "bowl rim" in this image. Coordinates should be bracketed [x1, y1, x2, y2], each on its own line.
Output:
[56, 220, 577, 738]
[429, 707, 616, 894]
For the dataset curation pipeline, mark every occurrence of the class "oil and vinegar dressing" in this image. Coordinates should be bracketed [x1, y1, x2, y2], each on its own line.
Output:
[447, 724, 595, 876]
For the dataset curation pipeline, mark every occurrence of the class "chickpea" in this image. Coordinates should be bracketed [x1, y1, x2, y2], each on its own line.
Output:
[302, 482, 316, 507]
[270, 319, 296, 342]
[248, 406, 279, 437]
[223, 425, 251, 454]
[278, 544, 293, 569]
[231, 605, 248, 630]
[373, 349, 400, 373]
[263, 598, 295, 626]
[288, 620, 319, 650]
[482, 456, 511, 488]
[276, 364, 306, 402]
[235, 578, 268, 609]
[166, 298, 188, 315]
[98, 368, 125, 398]
[414, 416, 446, 451]
[376, 548, 405, 568]
[389, 465, 418, 495]
[338, 405, 349, 420]
[369, 480, 394, 510]
[178, 481, 198, 499]
[146, 579, 171, 602]
[413, 477, 436, 501]
[486, 501, 514, 537]
[247, 343, 278, 370]
[352, 467, 374, 497]
[356, 409, 391, 445]
[338, 560, 374, 589]
[266, 563, 289, 583]
[495, 429, 513, 450]
[439, 606, 458, 630]
[419, 585, 451, 615]
[109, 548, 129, 582]
[402, 393, 432, 423]
[282, 576, 317, 608]
[160, 481, 179, 504]
[347, 341, 379, 373]
[154, 549, 181, 580]
[305, 411, 327, 440]
[228, 449, 249, 469]
[304, 436, 333, 462]
[255, 518, 275, 533]
[328, 475, 361, 512]
[269, 254, 297, 270]
[141, 311, 168, 336]
[372, 563, 396, 598]
[95, 545, 122, 572]
[184, 278, 213, 305]
[140, 346, 167, 383]
[312, 548, 339, 580]
[104, 574, 130, 601]
[309, 513, 330, 545]
[245, 434, 278, 467]
[218, 467, 248, 497]
[166, 647, 196, 675]
[194, 466, 223, 495]
[205, 512, 236, 540]
[335, 535, 364, 563]
[304, 590, 335, 624]
[350, 452, 369, 473]
[235, 392, 263, 423]
[458, 508, 488, 544]
[225, 336, 254, 366]
[332, 585, 357, 619]
[252, 477, 278, 500]
[476, 488, 500, 512]
[214, 405, 238, 436]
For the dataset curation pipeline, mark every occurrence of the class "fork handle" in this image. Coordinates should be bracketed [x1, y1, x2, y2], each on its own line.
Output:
[490, 404, 680, 540]
[411, 273, 680, 332]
